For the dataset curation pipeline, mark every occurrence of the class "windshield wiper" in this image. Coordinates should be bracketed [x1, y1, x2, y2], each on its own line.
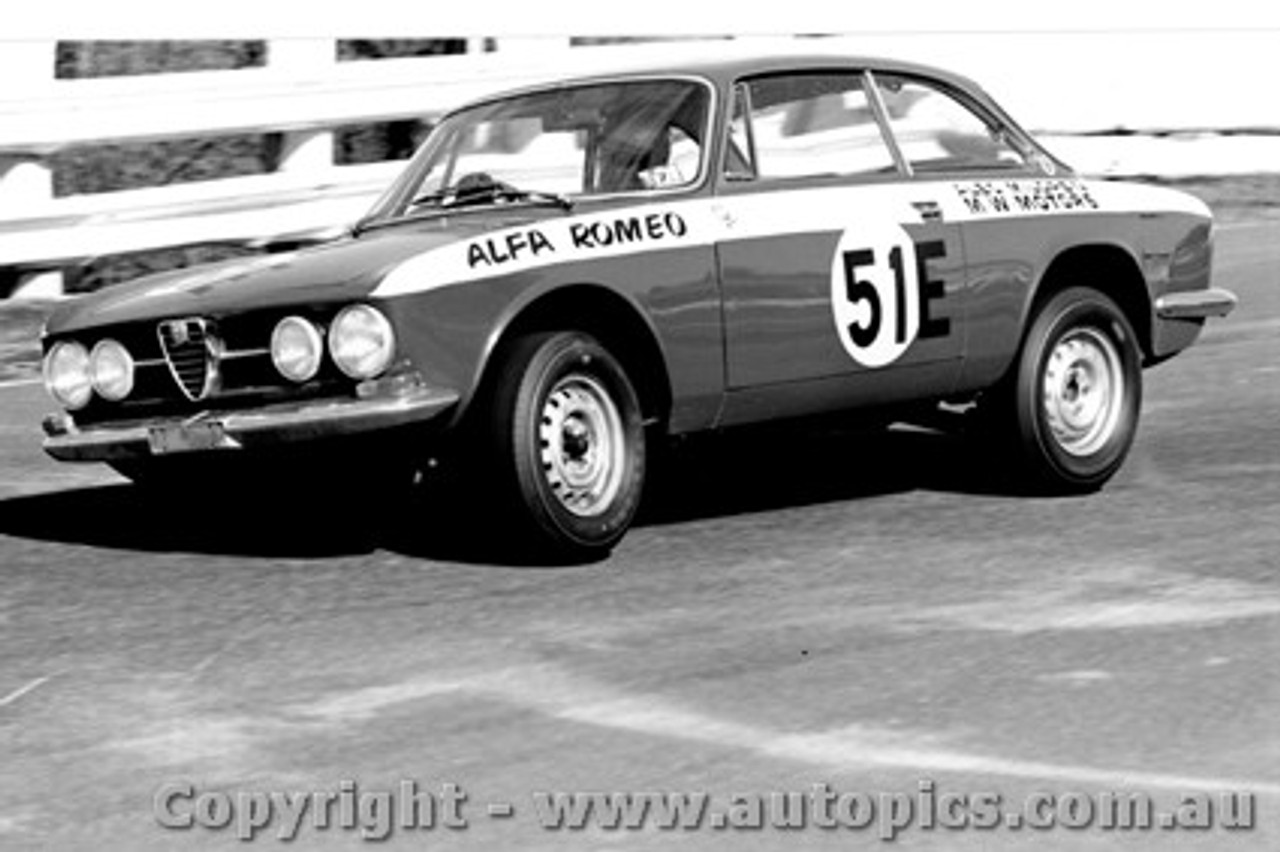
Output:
[492, 187, 575, 210]
[409, 181, 573, 212]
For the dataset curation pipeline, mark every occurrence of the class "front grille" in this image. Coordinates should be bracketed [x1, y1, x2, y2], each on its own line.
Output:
[158, 317, 217, 401]
[51, 307, 357, 426]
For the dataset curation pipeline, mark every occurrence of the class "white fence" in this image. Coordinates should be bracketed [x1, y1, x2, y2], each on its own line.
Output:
[3, 33, 1279, 299]
[0, 37, 587, 297]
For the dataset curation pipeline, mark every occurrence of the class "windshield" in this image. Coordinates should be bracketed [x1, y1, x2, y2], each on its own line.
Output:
[365, 78, 713, 222]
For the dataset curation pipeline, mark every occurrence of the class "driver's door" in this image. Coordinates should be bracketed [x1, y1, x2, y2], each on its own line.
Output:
[714, 71, 967, 425]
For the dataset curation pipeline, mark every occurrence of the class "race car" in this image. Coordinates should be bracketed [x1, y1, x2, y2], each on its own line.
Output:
[39, 51, 1236, 555]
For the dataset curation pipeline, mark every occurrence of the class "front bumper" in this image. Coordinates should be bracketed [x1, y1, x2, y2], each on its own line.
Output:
[43, 385, 459, 462]
[1148, 286, 1237, 359]
[1154, 287, 1238, 320]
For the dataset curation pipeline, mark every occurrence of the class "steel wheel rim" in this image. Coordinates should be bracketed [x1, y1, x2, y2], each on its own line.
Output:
[1041, 327, 1124, 458]
[537, 373, 625, 517]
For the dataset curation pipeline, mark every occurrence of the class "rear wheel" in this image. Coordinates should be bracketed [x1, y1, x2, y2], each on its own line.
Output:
[999, 286, 1143, 492]
[487, 331, 646, 555]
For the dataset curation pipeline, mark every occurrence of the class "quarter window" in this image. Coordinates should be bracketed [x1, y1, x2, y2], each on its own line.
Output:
[726, 73, 899, 181]
[872, 75, 1028, 173]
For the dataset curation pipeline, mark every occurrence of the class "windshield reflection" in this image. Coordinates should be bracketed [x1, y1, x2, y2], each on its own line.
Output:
[369, 78, 712, 223]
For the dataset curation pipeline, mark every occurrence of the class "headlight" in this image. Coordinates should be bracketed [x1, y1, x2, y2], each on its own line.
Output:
[43, 341, 92, 410]
[328, 304, 395, 379]
[271, 316, 323, 382]
[89, 339, 134, 401]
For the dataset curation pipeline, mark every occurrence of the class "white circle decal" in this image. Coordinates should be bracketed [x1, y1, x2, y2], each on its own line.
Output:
[829, 223, 920, 368]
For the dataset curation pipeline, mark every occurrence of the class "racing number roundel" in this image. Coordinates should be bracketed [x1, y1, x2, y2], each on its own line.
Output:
[829, 222, 921, 368]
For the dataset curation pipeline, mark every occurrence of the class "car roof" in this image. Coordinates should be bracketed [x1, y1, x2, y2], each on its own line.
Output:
[452, 41, 994, 113]
[600, 49, 977, 89]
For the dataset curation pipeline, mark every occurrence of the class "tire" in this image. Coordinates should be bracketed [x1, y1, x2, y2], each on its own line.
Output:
[1003, 286, 1143, 492]
[487, 331, 646, 555]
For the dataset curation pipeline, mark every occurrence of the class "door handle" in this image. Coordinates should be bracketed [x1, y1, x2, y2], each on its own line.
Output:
[912, 200, 943, 223]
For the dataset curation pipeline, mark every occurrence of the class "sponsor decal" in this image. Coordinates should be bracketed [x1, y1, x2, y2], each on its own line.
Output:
[952, 179, 1100, 217]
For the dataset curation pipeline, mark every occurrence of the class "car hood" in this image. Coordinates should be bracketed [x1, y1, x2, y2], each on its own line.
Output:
[44, 211, 552, 336]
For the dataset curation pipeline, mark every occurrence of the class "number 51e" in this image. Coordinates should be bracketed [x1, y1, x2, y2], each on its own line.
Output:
[840, 239, 950, 349]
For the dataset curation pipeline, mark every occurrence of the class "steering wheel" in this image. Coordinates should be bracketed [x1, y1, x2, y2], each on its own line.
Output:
[453, 172, 516, 202]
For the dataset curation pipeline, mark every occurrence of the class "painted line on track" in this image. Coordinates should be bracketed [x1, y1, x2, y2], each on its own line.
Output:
[297, 664, 1280, 797]
[0, 676, 53, 709]
[553, 683, 1280, 797]
[0, 378, 41, 390]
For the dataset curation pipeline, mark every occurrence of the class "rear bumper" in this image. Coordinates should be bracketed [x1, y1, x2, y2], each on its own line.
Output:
[1154, 287, 1238, 320]
[43, 385, 459, 462]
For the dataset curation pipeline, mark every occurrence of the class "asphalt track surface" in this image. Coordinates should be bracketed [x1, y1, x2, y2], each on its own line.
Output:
[0, 220, 1276, 850]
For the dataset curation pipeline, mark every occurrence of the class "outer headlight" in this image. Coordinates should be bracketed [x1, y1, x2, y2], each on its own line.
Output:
[43, 341, 92, 410]
[89, 339, 134, 401]
[328, 304, 395, 379]
[271, 316, 324, 382]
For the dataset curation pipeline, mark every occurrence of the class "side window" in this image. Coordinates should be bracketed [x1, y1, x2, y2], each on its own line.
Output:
[635, 125, 702, 190]
[873, 75, 1028, 173]
[726, 73, 898, 181]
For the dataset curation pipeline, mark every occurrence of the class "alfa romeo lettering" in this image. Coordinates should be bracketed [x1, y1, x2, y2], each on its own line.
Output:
[466, 212, 690, 271]
[831, 225, 949, 368]
[569, 212, 689, 249]
[467, 229, 555, 269]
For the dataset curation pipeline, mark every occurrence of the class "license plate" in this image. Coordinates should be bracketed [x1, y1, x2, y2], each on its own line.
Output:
[148, 421, 232, 454]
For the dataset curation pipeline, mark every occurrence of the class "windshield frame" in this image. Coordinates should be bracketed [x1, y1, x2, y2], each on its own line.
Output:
[359, 73, 720, 227]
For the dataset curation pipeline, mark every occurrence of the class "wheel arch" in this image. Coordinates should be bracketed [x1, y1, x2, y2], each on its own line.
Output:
[1026, 243, 1152, 362]
[460, 282, 673, 430]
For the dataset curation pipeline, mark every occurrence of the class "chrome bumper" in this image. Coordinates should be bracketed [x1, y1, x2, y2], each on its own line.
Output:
[43, 386, 459, 462]
[1154, 287, 1238, 320]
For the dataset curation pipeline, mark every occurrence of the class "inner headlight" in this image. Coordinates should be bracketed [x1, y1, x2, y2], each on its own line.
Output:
[89, 339, 134, 401]
[43, 341, 92, 410]
[328, 304, 395, 380]
[271, 316, 323, 382]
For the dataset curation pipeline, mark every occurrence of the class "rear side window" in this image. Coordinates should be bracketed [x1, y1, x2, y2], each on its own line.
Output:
[726, 73, 899, 181]
[872, 75, 1028, 174]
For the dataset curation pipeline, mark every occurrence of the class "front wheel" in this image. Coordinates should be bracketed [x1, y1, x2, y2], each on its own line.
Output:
[1004, 287, 1143, 492]
[488, 332, 646, 555]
